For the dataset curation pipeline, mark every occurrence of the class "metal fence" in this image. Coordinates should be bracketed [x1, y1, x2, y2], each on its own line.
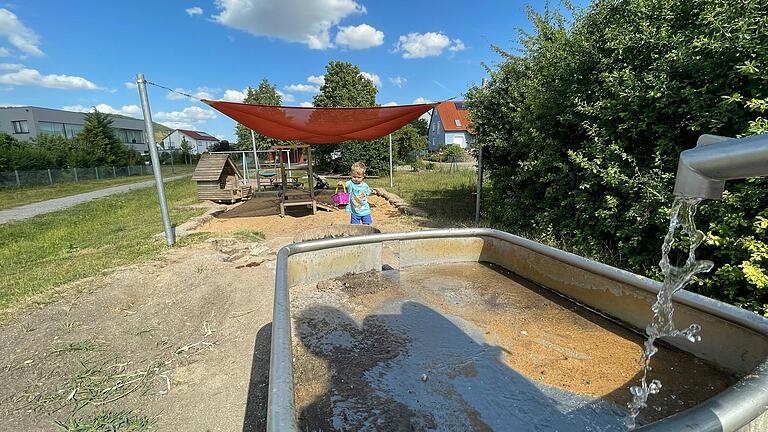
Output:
[0, 165, 179, 188]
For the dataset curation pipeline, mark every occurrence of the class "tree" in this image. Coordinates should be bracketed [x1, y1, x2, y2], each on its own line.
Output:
[466, 0, 768, 315]
[235, 79, 282, 150]
[180, 137, 192, 164]
[211, 140, 231, 152]
[312, 61, 388, 174]
[76, 109, 130, 166]
[392, 120, 428, 161]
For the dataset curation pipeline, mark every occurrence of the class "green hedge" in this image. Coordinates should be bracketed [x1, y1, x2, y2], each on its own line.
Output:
[467, 0, 768, 315]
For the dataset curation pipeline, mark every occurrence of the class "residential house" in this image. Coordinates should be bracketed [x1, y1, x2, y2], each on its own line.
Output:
[427, 101, 474, 151]
[0, 106, 148, 153]
[160, 129, 220, 154]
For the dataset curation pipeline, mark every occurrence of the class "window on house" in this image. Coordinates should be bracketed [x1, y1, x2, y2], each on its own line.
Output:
[454, 119, 462, 127]
[39, 121, 65, 137]
[12, 120, 29, 134]
[64, 123, 83, 139]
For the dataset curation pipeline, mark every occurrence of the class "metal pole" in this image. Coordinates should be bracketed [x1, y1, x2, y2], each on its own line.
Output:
[95, 166, 99, 180]
[113, 166, 117, 178]
[170, 150, 175, 174]
[389, 133, 393, 188]
[48, 169, 53, 185]
[287, 150, 292, 178]
[74, 167, 78, 182]
[475, 145, 484, 224]
[251, 130, 259, 191]
[137, 73, 175, 246]
[242, 152, 248, 181]
[14, 170, 19, 187]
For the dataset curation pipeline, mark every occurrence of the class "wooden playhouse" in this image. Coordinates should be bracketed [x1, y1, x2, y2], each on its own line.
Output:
[192, 153, 251, 203]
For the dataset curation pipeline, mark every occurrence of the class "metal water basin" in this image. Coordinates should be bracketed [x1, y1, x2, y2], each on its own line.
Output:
[268, 228, 768, 431]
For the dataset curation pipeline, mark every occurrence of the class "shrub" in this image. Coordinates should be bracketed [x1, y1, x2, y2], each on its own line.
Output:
[467, 0, 768, 315]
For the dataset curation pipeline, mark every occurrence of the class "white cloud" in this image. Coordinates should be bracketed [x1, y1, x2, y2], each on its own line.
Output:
[124, 81, 137, 89]
[412, 97, 433, 104]
[0, 47, 10, 56]
[213, 0, 365, 50]
[285, 83, 319, 93]
[165, 86, 216, 101]
[160, 121, 196, 130]
[276, 90, 294, 102]
[221, 88, 246, 102]
[335, 24, 383, 49]
[299, 101, 313, 107]
[307, 75, 325, 85]
[0, 8, 43, 57]
[382, 101, 398, 107]
[0, 67, 101, 90]
[449, 38, 465, 52]
[0, 62, 23, 70]
[389, 76, 406, 88]
[62, 104, 141, 117]
[394, 32, 464, 59]
[154, 106, 217, 125]
[359, 71, 381, 87]
[186, 6, 203, 16]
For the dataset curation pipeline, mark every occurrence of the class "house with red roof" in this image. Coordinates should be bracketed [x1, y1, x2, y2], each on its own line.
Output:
[160, 129, 220, 154]
[427, 101, 474, 151]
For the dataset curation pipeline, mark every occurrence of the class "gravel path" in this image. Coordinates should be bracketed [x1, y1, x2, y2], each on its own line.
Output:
[0, 175, 190, 224]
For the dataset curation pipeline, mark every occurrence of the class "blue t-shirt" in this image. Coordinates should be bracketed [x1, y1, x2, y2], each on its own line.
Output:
[345, 180, 371, 216]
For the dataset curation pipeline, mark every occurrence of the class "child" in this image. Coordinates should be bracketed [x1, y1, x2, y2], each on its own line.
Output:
[338, 162, 372, 225]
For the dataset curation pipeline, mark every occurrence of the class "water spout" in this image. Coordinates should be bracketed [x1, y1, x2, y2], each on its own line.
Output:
[673, 133, 768, 200]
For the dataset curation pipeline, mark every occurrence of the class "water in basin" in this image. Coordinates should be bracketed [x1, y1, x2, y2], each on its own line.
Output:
[290, 262, 734, 431]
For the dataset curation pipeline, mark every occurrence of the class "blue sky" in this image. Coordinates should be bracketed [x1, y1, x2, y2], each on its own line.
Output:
[0, 0, 588, 141]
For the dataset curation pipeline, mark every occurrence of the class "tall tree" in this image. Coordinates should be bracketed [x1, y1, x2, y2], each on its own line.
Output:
[235, 79, 282, 150]
[312, 61, 388, 174]
[76, 109, 129, 166]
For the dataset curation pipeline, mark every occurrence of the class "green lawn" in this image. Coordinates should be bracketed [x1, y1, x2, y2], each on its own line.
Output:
[0, 178, 206, 317]
[367, 169, 479, 226]
[0, 165, 194, 211]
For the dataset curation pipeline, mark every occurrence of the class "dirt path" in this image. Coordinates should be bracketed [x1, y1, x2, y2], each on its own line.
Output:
[0, 175, 190, 224]
[0, 192, 418, 431]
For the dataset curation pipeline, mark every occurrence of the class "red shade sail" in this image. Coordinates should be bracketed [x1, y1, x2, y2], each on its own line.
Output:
[204, 100, 434, 144]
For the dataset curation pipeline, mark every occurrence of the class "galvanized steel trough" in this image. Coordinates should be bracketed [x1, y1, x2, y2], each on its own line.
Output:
[268, 228, 768, 431]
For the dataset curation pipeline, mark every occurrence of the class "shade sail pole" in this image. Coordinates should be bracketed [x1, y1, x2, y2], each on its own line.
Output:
[475, 144, 483, 224]
[389, 133, 394, 188]
[136, 73, 174, 246]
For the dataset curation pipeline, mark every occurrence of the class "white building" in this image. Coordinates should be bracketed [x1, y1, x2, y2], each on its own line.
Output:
[159, 129, 220, 154]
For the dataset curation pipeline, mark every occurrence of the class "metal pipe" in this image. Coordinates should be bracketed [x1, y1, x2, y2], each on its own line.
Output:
[136, 73, 175, 246]
[389, 133, 394, 188]
[673, 133, 768, 199]
[475, 145, 483, 224]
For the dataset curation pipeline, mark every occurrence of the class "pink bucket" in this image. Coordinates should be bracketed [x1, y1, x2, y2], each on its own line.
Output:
[332, 185, 349, 206]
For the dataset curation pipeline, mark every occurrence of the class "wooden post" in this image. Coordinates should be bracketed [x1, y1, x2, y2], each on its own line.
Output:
[14, 170, 19, 187]
[73, 167, 78, 182]
[280, 156, 287, 217]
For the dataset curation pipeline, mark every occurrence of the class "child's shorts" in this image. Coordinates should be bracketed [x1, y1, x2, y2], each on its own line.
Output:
[350, 213, 372, 225]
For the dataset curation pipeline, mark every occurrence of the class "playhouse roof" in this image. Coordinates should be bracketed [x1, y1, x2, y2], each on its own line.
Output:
[192, 153, 242, 181]
[204, 100, 435, 144]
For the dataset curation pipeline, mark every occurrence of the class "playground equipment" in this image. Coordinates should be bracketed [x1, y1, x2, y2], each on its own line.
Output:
[191, 153, 251, 203]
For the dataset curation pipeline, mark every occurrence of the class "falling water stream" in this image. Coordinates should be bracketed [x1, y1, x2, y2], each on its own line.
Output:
[626, 197, 714, 429]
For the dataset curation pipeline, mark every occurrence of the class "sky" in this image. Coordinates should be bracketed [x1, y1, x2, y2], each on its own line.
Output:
[0, 0, 588, 142]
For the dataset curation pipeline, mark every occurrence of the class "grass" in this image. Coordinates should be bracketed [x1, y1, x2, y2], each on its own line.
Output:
[0, 165, 195, 210]
[367, 168, 479, 226]
[0, 178, 205, 316]
[232, 229, 266, 242]
[55, 410, 156, 432]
